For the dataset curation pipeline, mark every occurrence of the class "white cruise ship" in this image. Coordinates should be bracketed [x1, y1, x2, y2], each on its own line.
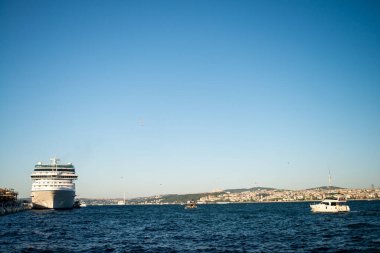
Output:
[31, 158, 78, 209]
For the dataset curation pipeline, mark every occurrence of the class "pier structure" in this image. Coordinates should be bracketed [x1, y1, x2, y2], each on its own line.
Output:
[0, 188, 31, 215]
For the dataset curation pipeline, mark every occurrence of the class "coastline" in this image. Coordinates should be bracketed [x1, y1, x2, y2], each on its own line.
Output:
[79, 198, 380, 207]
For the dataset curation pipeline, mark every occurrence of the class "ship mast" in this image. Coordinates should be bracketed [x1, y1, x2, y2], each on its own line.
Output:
[328, 169, 332, 190]
[50, 157, 60, 171]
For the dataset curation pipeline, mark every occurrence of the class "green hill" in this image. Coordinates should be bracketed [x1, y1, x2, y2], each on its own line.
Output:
[224, 186, 277, 193]
[306, 186, 344, 190]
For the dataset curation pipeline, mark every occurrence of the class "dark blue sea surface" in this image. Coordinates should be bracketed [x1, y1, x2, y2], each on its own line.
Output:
[1, 201, 380, 252]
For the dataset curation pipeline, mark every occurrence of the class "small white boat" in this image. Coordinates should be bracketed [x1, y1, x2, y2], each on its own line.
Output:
[117, 200, 125, 205]
[185, 200, 197, 209]
[310, 195, 350, 213]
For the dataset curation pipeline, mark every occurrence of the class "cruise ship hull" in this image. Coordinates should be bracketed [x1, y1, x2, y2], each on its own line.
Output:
[31, 190, 75, 209]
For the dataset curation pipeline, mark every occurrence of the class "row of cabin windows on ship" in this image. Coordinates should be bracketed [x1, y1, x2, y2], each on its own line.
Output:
[35, 181, 71, 185]
[33, 176, 75, 179]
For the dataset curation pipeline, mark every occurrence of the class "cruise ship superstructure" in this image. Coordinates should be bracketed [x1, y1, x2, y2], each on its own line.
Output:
[31, 158, 78, 209]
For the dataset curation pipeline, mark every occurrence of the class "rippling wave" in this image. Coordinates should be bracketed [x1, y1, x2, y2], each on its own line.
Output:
[1, 201, 379, 252]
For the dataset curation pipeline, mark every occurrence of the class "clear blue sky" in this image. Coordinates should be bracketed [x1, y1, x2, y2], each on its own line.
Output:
[1, 0, 379, 198]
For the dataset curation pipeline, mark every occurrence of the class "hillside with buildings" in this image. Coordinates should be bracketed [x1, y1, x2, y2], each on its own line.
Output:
[80, 186, 380, 206]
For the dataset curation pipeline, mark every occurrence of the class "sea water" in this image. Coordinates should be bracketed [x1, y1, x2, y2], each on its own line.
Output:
[1, 201, 379, 252]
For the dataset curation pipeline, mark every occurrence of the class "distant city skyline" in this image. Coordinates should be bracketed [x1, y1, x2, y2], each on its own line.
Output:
[1, 0, 379, 198]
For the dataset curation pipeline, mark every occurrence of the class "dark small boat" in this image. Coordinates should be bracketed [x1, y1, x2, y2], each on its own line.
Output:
[73, 200, 81, 208]
[185, 200, 197, 209]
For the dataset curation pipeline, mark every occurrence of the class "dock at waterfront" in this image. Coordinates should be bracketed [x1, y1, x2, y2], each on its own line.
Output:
[0, 188, 31, 216]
